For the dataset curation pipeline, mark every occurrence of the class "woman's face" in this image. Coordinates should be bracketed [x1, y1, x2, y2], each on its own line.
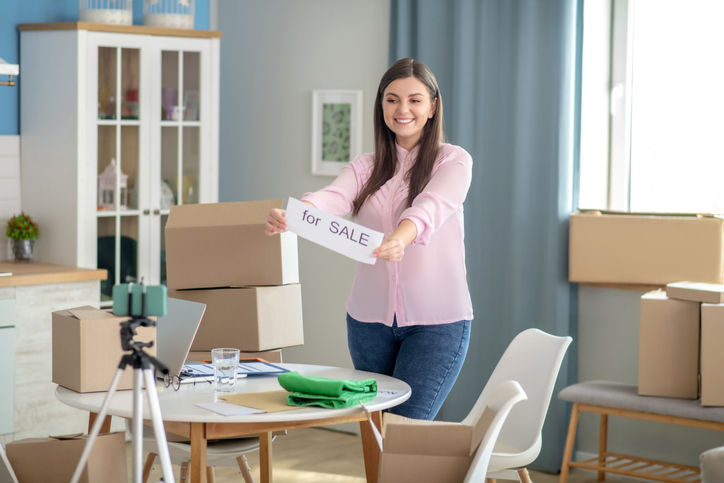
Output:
[381, 76, 437, 151]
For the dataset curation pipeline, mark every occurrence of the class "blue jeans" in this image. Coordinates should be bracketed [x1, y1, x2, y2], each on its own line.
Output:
[346, 314, 471, 420]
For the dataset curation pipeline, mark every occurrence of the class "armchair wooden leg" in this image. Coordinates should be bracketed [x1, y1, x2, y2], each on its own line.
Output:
[485, 479, 496, 483]
[180, 461, 189, 482]
[206, 466, 216, 483]
[518, 468, 532, 483]
[237, 455, 255, 483]
[599, 414, 608, 481]
[142, 453, 157, 483]
[559, 402, 580, 483]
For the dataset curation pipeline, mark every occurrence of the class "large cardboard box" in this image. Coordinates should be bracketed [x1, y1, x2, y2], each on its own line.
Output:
[701, 303, 724, 406]
[666, 281, 724, 304]
[377, 413, 480, 483]
[638, 291, 699, 398]
[165, 200, 299, 289]
[52, 306, 156, 392]
[169, 284, 303, 351]
[188, 349, 283, 363]
[6, 432, 126, 483]
[569, 211, 724, 284]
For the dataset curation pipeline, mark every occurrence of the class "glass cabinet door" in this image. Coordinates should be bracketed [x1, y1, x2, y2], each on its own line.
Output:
[97, 45, 142, 304]
[158, 49, 202, 285]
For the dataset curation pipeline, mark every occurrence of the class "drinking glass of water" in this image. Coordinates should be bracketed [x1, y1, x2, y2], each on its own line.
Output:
[211, 348, 240, 393]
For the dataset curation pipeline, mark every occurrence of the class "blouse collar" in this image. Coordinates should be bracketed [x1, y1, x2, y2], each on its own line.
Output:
[395, 142, 420, 164]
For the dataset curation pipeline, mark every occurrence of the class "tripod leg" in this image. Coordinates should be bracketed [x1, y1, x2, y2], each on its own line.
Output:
[132, 368, 145, 483]
[70, 367, 126, 483]
[142, 368, 176, 483]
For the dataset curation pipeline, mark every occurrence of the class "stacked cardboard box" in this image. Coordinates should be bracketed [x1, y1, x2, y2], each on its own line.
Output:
[51, 306, 156, 392]
[638, 282, 724, 405]
[569, 211, 724, 285]
[165, 200, 304, 355]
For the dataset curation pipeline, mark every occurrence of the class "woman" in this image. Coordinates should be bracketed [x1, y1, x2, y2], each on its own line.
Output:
[266, 58, 473, 420]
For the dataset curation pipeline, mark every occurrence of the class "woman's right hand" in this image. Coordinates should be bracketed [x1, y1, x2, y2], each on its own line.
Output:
[265, 208, 287, 235]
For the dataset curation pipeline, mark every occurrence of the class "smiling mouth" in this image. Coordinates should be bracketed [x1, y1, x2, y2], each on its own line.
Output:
[395, 118, 414, 124]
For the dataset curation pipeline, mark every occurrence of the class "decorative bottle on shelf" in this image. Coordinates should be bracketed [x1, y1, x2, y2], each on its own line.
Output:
[98, 158, 129, 211]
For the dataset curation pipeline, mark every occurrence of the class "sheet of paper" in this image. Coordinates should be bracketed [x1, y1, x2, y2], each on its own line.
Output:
[285, 197, 384, 264]
[195, 401, 265, 416]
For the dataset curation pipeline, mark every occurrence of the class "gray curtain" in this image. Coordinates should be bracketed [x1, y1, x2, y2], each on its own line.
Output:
[390, 0, 582, 472]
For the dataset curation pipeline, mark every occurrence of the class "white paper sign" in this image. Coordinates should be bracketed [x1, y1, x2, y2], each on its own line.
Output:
[286, 197, 383, 264]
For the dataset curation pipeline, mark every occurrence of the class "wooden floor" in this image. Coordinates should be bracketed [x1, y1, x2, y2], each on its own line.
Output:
[134, 427, 638, 482]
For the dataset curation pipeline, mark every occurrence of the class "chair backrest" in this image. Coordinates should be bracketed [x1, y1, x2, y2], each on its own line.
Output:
[462, 328, 572, 453]
[463, 380, 527, 482]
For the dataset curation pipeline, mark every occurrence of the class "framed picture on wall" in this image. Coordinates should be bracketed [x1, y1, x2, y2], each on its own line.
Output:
[311, 89, 363, 176]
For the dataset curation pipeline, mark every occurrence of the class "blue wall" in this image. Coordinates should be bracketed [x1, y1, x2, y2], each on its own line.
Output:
[0, 0, 210, 135]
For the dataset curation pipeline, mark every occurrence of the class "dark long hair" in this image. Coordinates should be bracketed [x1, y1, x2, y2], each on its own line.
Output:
[352, 58, 444, 216]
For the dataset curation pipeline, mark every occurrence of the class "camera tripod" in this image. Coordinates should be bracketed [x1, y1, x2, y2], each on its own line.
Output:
[70, 315, 176, 483]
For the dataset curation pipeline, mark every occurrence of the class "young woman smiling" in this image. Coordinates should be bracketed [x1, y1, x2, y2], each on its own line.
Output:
[266, 58, 473, 420]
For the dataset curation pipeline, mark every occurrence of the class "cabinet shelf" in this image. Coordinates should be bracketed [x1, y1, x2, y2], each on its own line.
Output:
[96, 209, 143, 217]
[160, 120, 201, 127]
[97, 119, 142, 126]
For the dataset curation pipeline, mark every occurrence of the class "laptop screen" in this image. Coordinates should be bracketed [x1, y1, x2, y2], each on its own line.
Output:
[155, 297, 206, 378]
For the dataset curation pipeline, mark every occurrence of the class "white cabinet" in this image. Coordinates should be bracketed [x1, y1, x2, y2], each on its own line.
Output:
[19, 24, 220, 304]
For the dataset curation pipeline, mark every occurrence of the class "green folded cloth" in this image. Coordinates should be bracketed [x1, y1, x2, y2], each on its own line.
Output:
[277, 371, 377, 409]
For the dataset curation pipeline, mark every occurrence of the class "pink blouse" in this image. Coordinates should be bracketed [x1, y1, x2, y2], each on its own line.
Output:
[301, 143, 474, 327]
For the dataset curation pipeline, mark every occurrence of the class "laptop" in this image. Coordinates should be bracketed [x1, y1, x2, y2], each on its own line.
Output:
[155, 297, 206, 380]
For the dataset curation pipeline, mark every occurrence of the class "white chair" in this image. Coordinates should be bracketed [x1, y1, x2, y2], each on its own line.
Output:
[364, 380, 527, 483]
[0, 443, 19, 483]
[480, 328, 572, 482]
[140, 426, 265, 483]
[463, 381, 528, 482]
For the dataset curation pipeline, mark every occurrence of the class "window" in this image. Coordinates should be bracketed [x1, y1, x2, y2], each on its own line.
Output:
[579, 0, 724, 214]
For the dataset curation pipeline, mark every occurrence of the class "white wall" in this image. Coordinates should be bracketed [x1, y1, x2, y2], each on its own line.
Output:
[217, 0, 390, 368]
[0, 135, 21, 259]
[577, 286, 723, 466]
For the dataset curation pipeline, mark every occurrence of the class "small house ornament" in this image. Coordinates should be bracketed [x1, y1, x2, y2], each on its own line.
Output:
[98, 158, 128, 210]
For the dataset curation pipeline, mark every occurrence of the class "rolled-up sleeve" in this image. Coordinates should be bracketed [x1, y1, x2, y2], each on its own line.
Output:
[301, 155, 371, 217]
[399, 149, 473, 245]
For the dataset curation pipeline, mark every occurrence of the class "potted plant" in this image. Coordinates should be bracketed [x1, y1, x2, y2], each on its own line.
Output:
[6, 212, 39, 261]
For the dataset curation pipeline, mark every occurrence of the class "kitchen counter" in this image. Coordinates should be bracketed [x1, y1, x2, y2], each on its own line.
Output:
[0, 261, 110, 442]
[0, 261, 106, 287]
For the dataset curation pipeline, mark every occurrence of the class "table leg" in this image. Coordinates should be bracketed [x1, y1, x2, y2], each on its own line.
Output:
[259, 431, 273, 483]
[360, 410, 382, 483]
[87, 412, 112, 433]
[190, 422, 208, 483]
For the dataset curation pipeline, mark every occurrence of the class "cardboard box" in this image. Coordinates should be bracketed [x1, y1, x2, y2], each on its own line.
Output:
[701, 303, 724, 406]
[638, 291, 699, 398]
[666, 281, 724, 304]
[377, 413, 479, 483]
[52, 306, 156, 392]
[165, 200, 299, 289]
[169, 284, 303, 351]
[188, 349, 283, 363]
[5, 432, 126, 483]
[569, 211, 724, 284]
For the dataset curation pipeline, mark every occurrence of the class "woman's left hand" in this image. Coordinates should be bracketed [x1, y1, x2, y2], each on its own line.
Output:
[373, 237, 405, 262]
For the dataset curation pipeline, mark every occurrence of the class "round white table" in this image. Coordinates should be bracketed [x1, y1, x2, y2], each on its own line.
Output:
[56, 363, 411, 483]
